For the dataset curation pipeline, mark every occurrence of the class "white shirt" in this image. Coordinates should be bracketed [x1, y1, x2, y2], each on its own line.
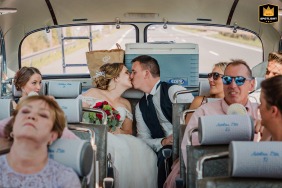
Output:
[136, 81, 194, 152]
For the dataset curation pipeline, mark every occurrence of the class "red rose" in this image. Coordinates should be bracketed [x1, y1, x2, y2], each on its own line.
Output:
[96, 113, 103, 120]
[94, 102, 103, 108]
[103, 101, 108, 105]
[115, 114, 121, 121]
[105, 110, 111, 115]
[112, 107, 116, 111]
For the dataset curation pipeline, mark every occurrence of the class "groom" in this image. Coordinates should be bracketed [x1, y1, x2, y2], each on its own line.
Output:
[130, 55, 194, 188]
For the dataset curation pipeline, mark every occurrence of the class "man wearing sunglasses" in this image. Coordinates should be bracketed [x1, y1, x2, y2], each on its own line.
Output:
[181, 59, 261, 168]
[249, 52, 282, 103]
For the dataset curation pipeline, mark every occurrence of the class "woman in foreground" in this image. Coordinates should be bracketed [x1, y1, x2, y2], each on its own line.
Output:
[0, 96, 81, 187]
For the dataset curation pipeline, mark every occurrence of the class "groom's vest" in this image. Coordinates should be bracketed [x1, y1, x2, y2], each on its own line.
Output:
[139, 82, 173, 139]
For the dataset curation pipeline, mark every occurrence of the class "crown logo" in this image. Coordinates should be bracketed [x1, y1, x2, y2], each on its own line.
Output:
[263, 6, 274, 16]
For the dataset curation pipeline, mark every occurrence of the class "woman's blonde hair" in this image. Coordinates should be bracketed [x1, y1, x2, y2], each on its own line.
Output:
[93, 63, 124, 90]
[5, 96, 66, 140]
[214, 62, 228, 72]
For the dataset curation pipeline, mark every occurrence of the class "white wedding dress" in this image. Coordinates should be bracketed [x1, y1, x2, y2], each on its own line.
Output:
[78, 95, 158, 188]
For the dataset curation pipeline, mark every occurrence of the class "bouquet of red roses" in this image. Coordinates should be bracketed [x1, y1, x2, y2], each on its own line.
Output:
[83, 101, 121, 131]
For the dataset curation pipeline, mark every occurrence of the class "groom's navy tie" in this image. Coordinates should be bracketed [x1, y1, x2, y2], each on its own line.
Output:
[146, 94, 165, 139]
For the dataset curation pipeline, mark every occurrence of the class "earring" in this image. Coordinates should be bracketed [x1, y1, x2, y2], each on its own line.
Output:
[48, 141, 53, 146]
[9, 132, 14, 139]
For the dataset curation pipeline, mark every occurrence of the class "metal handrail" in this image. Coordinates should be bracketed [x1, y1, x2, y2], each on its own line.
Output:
[173, 89, 198, 103]
[196, 151, 229, 180]
[83, 107, 108, 126]
[181, 109, 196, 125]
[188, 127, 198, 146]
[68, 125, 96, 149]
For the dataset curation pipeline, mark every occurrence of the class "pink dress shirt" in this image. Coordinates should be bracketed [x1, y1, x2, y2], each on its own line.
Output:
[181, 99, 261, 167]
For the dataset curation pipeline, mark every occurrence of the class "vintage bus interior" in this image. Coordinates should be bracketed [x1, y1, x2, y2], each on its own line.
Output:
[0, 0, 282, 187]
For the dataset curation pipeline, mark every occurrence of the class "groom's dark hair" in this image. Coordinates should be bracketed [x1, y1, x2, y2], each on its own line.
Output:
[131, 55, 160, 78]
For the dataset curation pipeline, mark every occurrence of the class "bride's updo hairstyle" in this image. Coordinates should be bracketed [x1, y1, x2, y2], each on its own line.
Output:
[93, 63, 124, 90]
[14, 66, 41, 91]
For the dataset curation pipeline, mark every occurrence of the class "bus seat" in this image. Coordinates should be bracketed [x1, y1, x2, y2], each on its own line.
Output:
[48, 138, 93, 178]
[47, 80, 82, 98]
[12, 80, 47, 98]
[197, 141, 282, 187]
[0, 99, 13, 120]
[254, 77, 264, 91]
[56, 98, 108, 186]
[122, 88, 144, 99]
[185, 114, 254, 188]
[56, 98, 82, 123]
[172, 89, 196, 161]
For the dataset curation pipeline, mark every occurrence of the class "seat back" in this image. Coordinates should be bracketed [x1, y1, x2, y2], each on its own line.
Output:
[196, 141, 282, 188]
[186, 114, 254, 188]
[47, 80, 82, 98]
[0, 99, 13, 120]
[48, 138, 93, 177]
[56, 98, 108, 186]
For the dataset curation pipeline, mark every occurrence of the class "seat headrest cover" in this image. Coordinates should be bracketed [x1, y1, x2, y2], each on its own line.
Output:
[0, 99, 13, 120]
[48, 81, 82, 98]
[198, 115, 254, 145]
[199, 80, 210, 97]
[48, 139, 93, 177]
[229, 141, 282, 178]
[56, 99, 82, 123]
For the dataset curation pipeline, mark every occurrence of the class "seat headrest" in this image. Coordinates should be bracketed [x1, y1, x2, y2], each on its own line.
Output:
[254, 77, 265, 90]
[56, 98, 82, 123]
[199, 80, 210, 97]
[48, 139, 93, 177]
[122, 88, 144, 99]
[229, 141, 282, 178]
[198, 115, 254, 145]
[0, 99, 13, 120]
[12, 80, 47, 97]
[47, 81, 82, 98]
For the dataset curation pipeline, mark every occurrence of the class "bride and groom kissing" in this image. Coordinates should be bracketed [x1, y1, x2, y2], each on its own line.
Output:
[79, 55, 194, 188]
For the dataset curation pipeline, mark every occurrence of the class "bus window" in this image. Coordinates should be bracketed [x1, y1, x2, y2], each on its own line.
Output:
[21, 25, 136, 75]
[147, 25, 263, 74]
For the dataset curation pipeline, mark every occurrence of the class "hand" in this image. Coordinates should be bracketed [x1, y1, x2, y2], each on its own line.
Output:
[110, 127, 122, 134]
[255, 120, 272, 141]
[161, 134, 173, 146]
[47, 95, 56, 101]
[255, 119, 263, 134]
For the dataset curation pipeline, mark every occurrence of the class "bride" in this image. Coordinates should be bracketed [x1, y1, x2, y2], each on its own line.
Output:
[77, 63, 157, 188]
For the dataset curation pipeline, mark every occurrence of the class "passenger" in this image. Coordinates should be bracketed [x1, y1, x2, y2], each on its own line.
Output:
[250, 52, 282, 140]
[130, 55, 194, 188]
[12, 66, 44, 108]
[0, 96, 81, 187]
[249, 52, 282, 103]
[165, 62, 228, 188]
[78, 62, 158, 188]
[257, 75, 282, 141]
[181, 59, 260, 167]
[0, 66, 78, 139]
[185, 62, 228, 124]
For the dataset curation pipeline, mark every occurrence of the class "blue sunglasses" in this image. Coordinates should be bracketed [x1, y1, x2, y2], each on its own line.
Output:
[222, 76, 253, 86]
